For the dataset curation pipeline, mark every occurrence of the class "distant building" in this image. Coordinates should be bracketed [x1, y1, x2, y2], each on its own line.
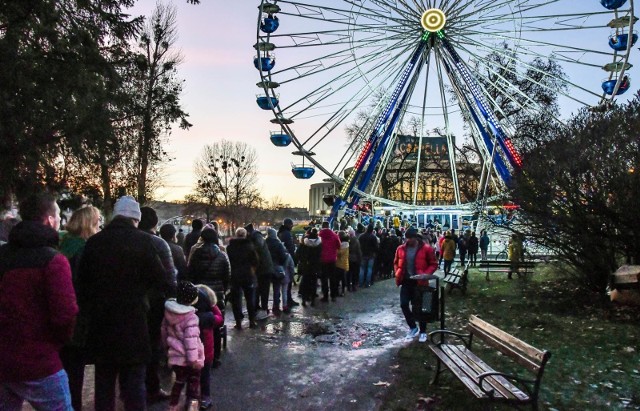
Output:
[309, 182, 336, 220]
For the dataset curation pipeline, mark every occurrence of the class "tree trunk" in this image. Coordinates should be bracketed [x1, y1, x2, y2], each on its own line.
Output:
[100, 158, 113, 220]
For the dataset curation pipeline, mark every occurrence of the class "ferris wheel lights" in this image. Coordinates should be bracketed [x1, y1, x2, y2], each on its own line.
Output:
[421, 9, 446, 32]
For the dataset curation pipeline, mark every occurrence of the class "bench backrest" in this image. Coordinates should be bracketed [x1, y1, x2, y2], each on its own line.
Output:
[468, 315, 551, 374]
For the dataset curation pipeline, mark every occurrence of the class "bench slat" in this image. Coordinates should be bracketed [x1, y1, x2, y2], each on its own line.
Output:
[446, 345, 529, 402]
[469, 315, 548, 371]
[429, 344, 489, 399]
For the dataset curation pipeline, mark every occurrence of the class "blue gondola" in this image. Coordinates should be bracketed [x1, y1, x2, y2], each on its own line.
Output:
[609, 32, 638, 51]
[260, 16, 279, 34]
[270, 132, 291, 147]
[601, 0, 628, 9]
[256, 95, 278, 110]
[253, 56, 275, 72]
[291, 165, 315, 179]
[602, 77, 631, 95]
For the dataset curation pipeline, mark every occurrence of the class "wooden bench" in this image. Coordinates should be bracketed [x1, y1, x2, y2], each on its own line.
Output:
[478, 260, 536, 281]
[442, 261, 470, 294]
[428, 315, 551, 411]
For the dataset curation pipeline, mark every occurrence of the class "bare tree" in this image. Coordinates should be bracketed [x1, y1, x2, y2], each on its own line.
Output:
[191, 140, 262, 230]
[133, 1, 191, 204]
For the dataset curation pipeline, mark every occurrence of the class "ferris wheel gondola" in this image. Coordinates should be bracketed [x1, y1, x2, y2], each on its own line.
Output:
[254, 0, 637, 221]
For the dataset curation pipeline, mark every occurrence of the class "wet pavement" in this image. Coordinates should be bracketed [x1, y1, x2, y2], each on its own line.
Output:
[24, 278, 414, 411]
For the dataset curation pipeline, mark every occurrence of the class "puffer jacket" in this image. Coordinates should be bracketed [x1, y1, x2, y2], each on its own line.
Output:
[161, 300, 204, 369]
[394, 241, 438, 287]
[336, 241, 349, 271]
[187, 242, 231, 292]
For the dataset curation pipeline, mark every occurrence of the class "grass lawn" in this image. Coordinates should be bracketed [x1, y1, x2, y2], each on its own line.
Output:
[380, 264, 640, 410]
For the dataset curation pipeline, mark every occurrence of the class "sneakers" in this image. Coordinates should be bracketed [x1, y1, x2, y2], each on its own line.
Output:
[255, 309, 269, 320]
[405, 327, 419, 340]
[418, 333, 427, 343]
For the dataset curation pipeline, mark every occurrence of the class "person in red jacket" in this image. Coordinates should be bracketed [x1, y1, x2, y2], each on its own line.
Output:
[0, 192, 78, 410]
[394, 227, 438, 343]
[318, 221, 341, 302]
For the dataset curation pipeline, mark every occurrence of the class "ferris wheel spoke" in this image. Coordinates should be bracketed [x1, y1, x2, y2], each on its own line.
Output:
[279, 39, 415, 117]
[298, 43, 418, 150]
[277, 0, 400, 26]
[452, 33, 606, 103]
[434, 49, 462, 205]
[271, 33, 411, 82]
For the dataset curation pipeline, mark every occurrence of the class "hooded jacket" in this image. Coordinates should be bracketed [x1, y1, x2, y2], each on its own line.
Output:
[0, 221, 78, 382]
[248, 229, 275, 276]
[161, 300, 204, 369]
[266, 227, 288, 268]
[441, 236, 457, 261]
[296, 236, 322, 276]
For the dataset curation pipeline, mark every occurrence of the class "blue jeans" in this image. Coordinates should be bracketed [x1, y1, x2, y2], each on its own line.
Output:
[95, 362, 147, 411]
[0, 369, 72, 411]
[359, 257, 375, 287]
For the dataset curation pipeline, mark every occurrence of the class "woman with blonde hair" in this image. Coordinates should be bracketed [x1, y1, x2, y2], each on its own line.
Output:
[59, 205, 101, 411]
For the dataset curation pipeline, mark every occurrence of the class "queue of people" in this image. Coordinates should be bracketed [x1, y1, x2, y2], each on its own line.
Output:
[0, 192, 489, 410]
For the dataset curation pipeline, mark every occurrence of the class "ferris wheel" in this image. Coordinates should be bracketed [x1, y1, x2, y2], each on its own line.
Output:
[253, 0, 637, 221]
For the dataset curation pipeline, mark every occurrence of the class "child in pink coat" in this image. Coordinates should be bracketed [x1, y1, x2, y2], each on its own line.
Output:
[162, 281, 205, 411]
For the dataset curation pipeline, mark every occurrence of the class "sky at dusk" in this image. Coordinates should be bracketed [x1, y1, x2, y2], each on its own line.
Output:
[128, 1, 638, 208]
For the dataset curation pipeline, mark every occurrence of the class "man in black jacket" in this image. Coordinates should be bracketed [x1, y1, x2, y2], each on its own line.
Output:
[77, 196, 172, 410]
[226, 228, 259, 329]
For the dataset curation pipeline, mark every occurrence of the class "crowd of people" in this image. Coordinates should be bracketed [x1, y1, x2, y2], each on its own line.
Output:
[0, 193, 497, 411]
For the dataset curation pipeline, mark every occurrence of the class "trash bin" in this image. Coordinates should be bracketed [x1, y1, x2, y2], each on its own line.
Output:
[412, 285, 439, 323]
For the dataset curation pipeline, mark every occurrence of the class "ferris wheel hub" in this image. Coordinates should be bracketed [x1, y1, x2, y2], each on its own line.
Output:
[421, 8, 446, 32]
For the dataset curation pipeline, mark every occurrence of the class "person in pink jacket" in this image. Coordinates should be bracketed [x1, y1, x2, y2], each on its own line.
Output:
[318, 221, 341, 302]
[162, 281, 205, 411]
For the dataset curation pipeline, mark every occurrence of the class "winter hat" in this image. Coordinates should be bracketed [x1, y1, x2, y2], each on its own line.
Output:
[283, 218, 293, 228]
[138, 207, 158, 231]
[159, 224, 176, 241]
[405, 227, 419, 239]
[176, 281, 199, 306]
[113, 196, 141, 221]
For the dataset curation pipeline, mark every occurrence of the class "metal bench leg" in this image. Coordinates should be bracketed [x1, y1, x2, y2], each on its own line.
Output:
[430, 358, 442, 385]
